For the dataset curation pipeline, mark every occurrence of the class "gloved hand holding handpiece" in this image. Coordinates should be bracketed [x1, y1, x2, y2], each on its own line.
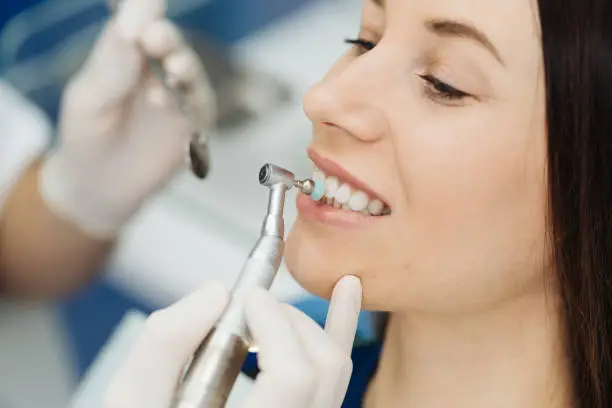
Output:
[40, 0, 215, 240]
[103, 276, 362, 408]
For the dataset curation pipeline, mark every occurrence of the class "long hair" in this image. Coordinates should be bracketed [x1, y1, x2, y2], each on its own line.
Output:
[540, 0, 612, 406]
[372, 2, 612, 406]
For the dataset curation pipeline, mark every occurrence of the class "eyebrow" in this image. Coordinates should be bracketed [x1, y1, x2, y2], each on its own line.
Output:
[426, 19, 505, 66]
[368, 1, 504, 66]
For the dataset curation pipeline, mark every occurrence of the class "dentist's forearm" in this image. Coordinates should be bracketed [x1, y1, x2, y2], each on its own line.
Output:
[0, 159, 114, 299]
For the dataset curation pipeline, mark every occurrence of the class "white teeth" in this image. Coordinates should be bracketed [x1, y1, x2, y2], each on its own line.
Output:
[311, 168, 390, 215]
[313, 170, 326, 183]
[349, 191, 369, 212]
[367, 199, 384, 216]
[325, 176, 340, 197]
[334, 184, 352, 205]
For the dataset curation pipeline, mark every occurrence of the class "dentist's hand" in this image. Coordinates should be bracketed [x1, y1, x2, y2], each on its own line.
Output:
[39, 0, 215, 239]
[103, 276, 363, 408]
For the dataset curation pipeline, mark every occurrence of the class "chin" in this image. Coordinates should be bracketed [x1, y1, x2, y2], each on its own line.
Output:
[284, 220, 341, 300]
[285, 217, 382, 305]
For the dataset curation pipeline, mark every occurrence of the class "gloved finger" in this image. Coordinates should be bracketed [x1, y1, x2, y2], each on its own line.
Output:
[114, 0, 166, 42]
[145, 78, 173, 107]
[242, 288, 316, 408]
[324, 275, 363, 354]
[140, 17, 216, 129]
[64, 0, 166, 113]
[161, 47, 217, 130]
[64, 20, 142, 113]
[139, 282, 229, 362]
[163, 49, 201, 86]
[281, 304, 354, 408]
[282, 303, 348, 359]
[191, 68, 217, 130]
[140, 19, 184, 60]
[103, 282, 229, 407]
[185, 71, 217, 131]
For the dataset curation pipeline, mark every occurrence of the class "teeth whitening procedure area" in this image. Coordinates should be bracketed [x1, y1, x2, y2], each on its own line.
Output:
[312, 168, 390, 215]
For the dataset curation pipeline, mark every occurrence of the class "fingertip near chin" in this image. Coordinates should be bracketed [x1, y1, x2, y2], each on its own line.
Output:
[333, 275, 363, 300]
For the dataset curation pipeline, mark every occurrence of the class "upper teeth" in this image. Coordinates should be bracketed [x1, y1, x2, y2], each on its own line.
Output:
[313, 169, 389, 215]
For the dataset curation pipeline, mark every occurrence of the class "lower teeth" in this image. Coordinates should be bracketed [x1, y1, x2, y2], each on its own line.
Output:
[320, 197, 389, 216]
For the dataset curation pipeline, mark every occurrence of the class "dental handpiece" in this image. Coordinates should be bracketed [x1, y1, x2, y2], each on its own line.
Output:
[170, 164, 320, 408]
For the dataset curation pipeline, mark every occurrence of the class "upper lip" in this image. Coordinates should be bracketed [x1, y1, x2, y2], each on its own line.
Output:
[307, 148, 390, 206]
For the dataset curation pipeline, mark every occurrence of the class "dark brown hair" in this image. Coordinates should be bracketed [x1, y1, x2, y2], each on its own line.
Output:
[540, 1, 612, 407]
[373, 2, 612, 406]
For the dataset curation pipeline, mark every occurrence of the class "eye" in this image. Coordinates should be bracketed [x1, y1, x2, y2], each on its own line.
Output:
[418, 74, 471, 102]
[345, 38, 377, 54]
[344, 39, 472, 104]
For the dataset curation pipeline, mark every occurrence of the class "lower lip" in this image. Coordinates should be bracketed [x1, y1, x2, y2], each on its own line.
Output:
[295, 193, 379, 228]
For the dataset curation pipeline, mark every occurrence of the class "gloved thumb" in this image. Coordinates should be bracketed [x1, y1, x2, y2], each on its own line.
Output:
[103, 282, 229, 407]
[66, 0, 165, 112]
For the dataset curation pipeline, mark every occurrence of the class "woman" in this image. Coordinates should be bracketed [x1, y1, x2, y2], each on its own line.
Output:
[105, 0, 612, 407]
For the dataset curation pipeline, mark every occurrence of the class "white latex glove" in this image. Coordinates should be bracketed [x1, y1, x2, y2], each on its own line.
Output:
[103, 276, 363, 408]
[39, 0, 215, 239]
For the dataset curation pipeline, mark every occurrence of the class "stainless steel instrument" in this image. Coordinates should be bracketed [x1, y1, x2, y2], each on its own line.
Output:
[170, 163, 316, 408]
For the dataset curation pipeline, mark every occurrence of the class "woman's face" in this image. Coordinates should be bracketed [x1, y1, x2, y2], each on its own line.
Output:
[285, 0, 548, 314]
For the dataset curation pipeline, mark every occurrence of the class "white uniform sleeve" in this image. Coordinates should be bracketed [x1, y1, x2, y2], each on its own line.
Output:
[0, 80, 52, 208]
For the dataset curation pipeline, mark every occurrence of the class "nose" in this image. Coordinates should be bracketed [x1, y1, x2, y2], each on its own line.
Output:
[303, 54, 388, 143]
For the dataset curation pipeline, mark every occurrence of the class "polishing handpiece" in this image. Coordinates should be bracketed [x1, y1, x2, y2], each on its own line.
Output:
[171, 163, 312, 408]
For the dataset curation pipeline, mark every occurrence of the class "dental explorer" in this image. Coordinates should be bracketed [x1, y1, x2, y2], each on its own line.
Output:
[170, 164, 322, 408]
[107, 0, 212, 179]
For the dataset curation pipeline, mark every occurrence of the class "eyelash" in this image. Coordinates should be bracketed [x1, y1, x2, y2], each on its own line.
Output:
[345, 38, 377, 51]
[344, 38, 471, 103]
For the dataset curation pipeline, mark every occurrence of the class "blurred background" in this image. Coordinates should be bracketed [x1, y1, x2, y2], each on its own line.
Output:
[0, 0, 372, 407]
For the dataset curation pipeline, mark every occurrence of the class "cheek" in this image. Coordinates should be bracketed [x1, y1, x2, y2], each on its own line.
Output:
[284, 221, 342, 300]
[285, 217, 409, 310]
[390, 108, 549, 310]
[285, 219, 380, 302]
